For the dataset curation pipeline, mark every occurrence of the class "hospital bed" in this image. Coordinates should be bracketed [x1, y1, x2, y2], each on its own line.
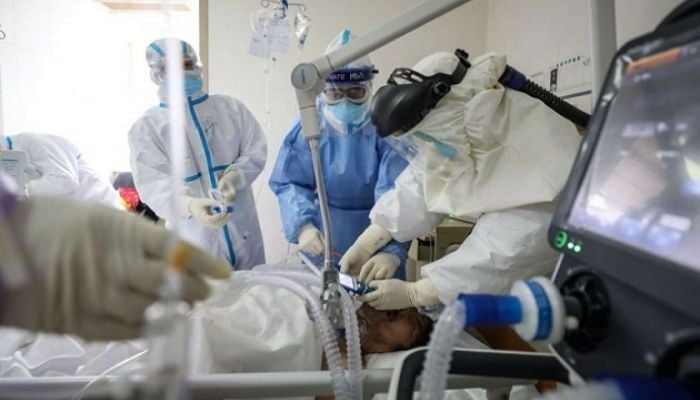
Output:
[0, 278, 542, 399]
[0, 369, 534, 399]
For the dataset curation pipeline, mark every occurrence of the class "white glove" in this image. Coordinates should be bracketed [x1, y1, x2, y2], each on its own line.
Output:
[339, 224, 393, 276]
[1, 196, 231, 341]
[218, 169, 241, 205]
[358, 252, 400, 283]
[182, 195, 229, 228]
[359, 278, 440, 310]
[297, 224, 324, 255]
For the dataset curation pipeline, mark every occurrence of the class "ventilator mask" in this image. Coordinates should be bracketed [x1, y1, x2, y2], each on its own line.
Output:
[371, 49, 470, 138]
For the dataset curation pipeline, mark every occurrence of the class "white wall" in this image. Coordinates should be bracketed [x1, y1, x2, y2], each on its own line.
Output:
[486, 0, 685, 73]
[485, 0, 684, 110]
[487, 0, 592, 77]
[208, 0, 488, 263]
[615, 0, 684, 44]
[0, 0, 198, 176]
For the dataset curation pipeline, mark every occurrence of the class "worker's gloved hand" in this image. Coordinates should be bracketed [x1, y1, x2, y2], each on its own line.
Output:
[2, 196, 231, 341]
[339, 224, 393, 276]
[182, 195, 229, 228]
[358, 252, 400, 283]
[297, 224, 325, 255]
[359, 278, 440, 310]
[217, 169, 241, 205]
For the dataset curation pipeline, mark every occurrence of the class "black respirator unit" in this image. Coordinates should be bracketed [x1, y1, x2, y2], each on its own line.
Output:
[371, 49, 592, 138]
[371, 49, 471, 138]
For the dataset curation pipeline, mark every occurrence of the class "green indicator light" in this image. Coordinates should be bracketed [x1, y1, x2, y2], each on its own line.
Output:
[567, 242, 574, 249]
[574, 245, 582, 253]
[554, 230, 568, 248]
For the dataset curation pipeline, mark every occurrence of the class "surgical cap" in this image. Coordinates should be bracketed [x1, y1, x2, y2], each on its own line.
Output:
[324, 29, 375, 84]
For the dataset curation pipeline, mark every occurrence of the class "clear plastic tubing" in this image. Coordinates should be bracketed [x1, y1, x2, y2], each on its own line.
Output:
[419, 299, 466, 400]
[337, 287, 363, 400]
[241, 273, 352, 400]
[251, 269, 363, 399]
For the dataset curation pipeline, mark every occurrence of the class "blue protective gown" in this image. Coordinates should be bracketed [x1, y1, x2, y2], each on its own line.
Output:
[269, 116, 410, 278]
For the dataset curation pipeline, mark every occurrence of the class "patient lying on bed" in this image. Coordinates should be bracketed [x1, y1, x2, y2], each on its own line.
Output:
[189, 271, 433, 373]
[0, 271, 433, 377]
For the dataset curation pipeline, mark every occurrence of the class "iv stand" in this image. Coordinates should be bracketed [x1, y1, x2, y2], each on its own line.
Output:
[290, 0, 471, 330]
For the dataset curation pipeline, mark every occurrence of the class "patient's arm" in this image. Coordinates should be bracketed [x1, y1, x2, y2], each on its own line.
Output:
[475, 326, 558, 393]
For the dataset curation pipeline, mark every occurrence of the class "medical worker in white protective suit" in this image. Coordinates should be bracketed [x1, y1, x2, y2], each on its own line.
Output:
[129, 38, 267, 269]
[0, 172, 231, 341]
[0, 133, 120, 208]
[340, 52, 582, 309]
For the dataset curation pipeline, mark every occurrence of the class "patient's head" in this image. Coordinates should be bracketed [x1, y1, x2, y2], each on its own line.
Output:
[356, 304, 433, 354]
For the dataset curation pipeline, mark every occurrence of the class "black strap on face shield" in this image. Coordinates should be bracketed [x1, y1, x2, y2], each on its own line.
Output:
[371, 49, 470, 137]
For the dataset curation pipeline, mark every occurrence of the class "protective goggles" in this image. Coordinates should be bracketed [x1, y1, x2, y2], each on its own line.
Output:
[322, 85, 370, 105]
[370, 49, 470, 137]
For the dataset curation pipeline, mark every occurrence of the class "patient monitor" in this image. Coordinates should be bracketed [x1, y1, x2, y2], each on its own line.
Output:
[548, 1, 700, 382]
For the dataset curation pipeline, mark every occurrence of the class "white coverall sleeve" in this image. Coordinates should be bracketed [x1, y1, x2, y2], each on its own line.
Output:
[421, 202, 561, 304]
[370, 166, 445, 243]
[224, 99, 267, 190]
[128, 117, 180, 222]
[25, 136, 80, 196]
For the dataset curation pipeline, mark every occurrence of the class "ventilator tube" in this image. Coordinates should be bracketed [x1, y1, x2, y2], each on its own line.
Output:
[418, 299, 467, 400]
[236, 272, 355, 400]
[248, 267, 363, 400]
[420, 277, 567, 400]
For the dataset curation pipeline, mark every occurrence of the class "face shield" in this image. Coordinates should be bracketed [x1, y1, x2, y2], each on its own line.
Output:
[321, 65, 377, 135]
[385, 122, 468, 182]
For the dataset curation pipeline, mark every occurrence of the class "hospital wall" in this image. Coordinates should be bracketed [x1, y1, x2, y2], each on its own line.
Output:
[207, 0, 489, 263]
[486, 0, 684, 111]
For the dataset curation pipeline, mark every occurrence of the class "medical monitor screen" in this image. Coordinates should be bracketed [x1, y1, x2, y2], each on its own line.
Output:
[568, 37, 700, 272]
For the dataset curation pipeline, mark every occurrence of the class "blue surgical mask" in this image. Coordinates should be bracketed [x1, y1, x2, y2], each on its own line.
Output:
[329, 101, 368, 125]
[185, 75, 203, 96]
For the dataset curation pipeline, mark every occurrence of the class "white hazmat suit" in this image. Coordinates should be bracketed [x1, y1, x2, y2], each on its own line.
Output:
[1, 133, 120, 208]
[347, 52, 582, 309]
[129, 38, 267, 269]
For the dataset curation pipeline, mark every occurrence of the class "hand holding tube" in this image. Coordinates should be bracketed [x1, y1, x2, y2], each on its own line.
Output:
[339, 224, 393, 276]
[182, 195, 229, 228]
[360, 278, 440, 310]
